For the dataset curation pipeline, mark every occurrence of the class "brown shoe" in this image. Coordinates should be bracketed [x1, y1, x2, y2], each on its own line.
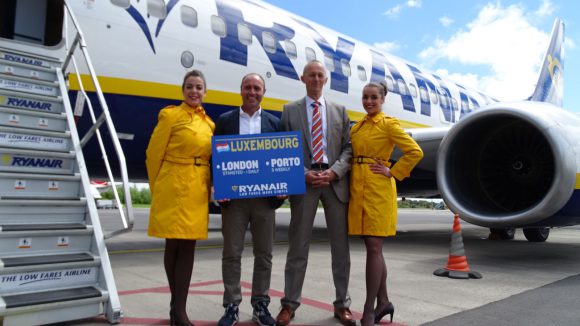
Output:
[276, 305, 295, 326]
[334, 307, 356, 326]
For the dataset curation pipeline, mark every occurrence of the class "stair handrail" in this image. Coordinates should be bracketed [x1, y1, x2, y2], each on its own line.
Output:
[62, 0, 134, 238]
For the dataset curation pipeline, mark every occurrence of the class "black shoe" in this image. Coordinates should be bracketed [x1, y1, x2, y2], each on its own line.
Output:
[218, 303, 239, 326]
[374, 302, 395, 323]
[252, 301, 276, 326]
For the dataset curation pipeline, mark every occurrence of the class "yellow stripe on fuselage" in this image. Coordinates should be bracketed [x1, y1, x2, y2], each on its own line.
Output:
[69, 74, 428, 128]
[576, 173, 580, 189]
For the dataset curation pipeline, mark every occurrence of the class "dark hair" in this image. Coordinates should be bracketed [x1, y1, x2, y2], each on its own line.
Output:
[364, 81, 388, 98]
[182, 70, 206, 90]
[240, 73, 266, 89]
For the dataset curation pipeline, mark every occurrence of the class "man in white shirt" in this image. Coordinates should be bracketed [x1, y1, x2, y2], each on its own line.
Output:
[215, 73, 283, 326]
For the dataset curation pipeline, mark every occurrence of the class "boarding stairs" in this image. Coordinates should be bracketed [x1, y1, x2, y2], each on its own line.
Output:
[0, 2, 133, 326]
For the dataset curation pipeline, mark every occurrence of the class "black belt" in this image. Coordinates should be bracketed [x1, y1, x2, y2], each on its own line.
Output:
[310, 163, 329, 170]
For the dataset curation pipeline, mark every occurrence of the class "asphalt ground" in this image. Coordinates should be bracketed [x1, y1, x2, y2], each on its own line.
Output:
[54, 208, 580, 326]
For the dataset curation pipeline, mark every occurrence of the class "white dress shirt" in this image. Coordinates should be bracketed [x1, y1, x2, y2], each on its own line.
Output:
[239, 107, 262, 135]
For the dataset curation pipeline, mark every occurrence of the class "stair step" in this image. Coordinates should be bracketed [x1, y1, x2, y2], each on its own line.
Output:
[0, 226, 93, 256]
[0, 106, 67, 131]
[0, 89, 64, 114]
[0, 200, 87, 225]
[0, 148, 76, 175]
[2, 286, 102, 309]
[1, 252, 93, 268]
[0, 126, 71, 152]
[0, 48, 61, 69]
[0, 263, 100, 296]
[0, 172, 81, 200]
[0, 59, 57, 82]
[1, 223, 86, 232]
[0, 74, 59, 97]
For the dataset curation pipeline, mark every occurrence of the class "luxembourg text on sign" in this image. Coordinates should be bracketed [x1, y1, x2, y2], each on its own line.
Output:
[212, 132, 305, 200]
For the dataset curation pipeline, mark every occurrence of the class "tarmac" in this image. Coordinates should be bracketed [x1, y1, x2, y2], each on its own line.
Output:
[56, 208, 580, 326]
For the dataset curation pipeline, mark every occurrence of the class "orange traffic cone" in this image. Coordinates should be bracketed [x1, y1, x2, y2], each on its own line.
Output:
[434, 214, 482, 279]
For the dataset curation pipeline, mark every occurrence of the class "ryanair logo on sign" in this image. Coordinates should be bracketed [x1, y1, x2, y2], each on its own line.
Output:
[235, 182, 288, 196]
[7, 156, 64, 168]
[5, 97, 53, 111]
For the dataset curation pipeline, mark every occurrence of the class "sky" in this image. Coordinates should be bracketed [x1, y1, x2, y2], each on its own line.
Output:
[264, 0, 580, 112]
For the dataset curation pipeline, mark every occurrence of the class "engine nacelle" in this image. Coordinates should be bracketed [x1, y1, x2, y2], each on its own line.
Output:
[437, 102, 580, 227]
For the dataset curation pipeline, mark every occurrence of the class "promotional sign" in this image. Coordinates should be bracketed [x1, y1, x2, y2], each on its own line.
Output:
[212, 132, 305, 200]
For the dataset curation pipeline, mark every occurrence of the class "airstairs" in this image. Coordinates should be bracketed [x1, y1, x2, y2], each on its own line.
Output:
[0, 2, 134, 325]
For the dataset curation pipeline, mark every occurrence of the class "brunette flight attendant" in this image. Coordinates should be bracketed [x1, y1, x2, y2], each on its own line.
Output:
[146, 70, 214, 326]
[348, 82, 423, 326]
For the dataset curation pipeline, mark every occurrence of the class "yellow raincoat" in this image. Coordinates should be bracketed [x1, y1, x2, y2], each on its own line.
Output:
[348, 112, 423, 237]
[146, 102, 215, 239]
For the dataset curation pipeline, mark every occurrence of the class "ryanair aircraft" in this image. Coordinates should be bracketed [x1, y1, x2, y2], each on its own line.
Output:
[0, 0, 577, 242]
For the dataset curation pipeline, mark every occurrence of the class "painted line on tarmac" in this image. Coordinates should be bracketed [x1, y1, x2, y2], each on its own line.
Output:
[103, 279, 407, 325]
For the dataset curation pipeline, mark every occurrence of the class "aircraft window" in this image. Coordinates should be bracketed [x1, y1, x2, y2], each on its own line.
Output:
[341, 59, 351, 77]
[409, 84, 418, 97]
[211, 16, 227, 38]
[147, 0, 167, 19]
[324, 53, 335, 72]
[385, 76, 395, 92]
[357, 65, 367, 81]
[430, 89, 438, 104]
[439, 92, 448, 107]
[238, 24, 252, 45]
[111, 0, 130, 8]
[419, 86, 428, 102]
[262, 32, 277, 54]
[181, 51, 194, 68]
[180, 6, 198, 28]
[451, 98, 458, 111]
[305, 47, 316, 62]
[285, 40, 297, 59]
[397, 79, 408, 95]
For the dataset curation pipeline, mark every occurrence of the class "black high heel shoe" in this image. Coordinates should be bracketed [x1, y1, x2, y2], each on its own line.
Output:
[374, 302, 395, 323]
[170, 310, 194, 326]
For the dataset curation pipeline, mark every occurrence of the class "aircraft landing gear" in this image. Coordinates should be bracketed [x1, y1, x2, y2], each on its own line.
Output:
[523, 227, 550, 242]
[489, 228, 516, 240]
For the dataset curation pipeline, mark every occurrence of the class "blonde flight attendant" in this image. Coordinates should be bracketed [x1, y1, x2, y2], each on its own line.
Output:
[348, 82, 423, 326]
[146, 70, 214, 326]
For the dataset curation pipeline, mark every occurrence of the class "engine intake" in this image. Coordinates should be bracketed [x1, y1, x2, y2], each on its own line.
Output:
[437, 102, 577, 227]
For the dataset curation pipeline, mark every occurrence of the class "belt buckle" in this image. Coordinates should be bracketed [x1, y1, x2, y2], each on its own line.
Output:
[356, 156, 364, 164]
[194, 157, 202, 166]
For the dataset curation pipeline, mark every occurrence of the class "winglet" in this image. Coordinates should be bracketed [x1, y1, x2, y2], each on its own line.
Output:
[529, 18, 565, 107]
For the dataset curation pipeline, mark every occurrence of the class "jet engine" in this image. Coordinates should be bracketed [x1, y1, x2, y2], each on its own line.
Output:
[437, 102, 580, 228]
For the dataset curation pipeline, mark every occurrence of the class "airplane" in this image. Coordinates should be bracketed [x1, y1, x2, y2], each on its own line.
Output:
[0, 0, 578, 242]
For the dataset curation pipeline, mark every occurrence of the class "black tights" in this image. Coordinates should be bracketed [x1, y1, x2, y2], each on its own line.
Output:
[363, 236, 389, 319]
[165, 239, 196, 324]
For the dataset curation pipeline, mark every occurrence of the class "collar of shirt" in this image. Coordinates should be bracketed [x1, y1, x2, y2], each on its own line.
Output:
[181, 102, 205, 116]
[305, 96, 326, 110]
[366, 111, 385, 124]
[239, 106, 262, 135]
